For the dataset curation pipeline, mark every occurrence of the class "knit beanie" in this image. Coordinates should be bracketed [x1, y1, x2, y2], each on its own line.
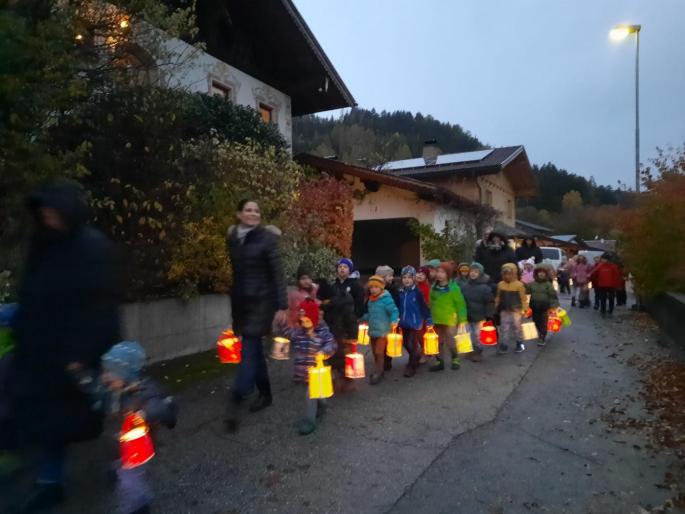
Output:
[438, 261, 454, 277]
[401, 265, 416, 278]
[337, 258, 354, 272]
[426, 259, 441, 269]
[458, 262, 470, 273]
[367, 275, 385, 290]
[417, 266, 431, 277]
[298, 298, 320, 327]
[501, 262, 518, 274]
[102, 341, 146, 384]
[469, 262, 484, 274]
[375, 265, 394, 278]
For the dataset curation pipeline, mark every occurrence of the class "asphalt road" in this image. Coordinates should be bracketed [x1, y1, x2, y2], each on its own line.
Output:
[8, 294, 684, 514]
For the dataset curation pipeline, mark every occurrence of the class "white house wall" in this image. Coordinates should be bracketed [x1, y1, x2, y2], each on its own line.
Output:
[161, 38, 293, 147]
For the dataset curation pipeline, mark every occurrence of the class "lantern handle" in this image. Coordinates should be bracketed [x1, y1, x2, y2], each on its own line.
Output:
[315, 353, 325, 367]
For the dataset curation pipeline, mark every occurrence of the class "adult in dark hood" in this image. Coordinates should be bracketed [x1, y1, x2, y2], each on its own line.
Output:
[515, 237, 543, 264]
[473, 231, 517, 283]
[12, 181, 121, 510]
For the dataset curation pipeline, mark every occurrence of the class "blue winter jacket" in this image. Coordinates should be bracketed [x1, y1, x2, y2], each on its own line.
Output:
[399, 285, 432, 330]
[363, 290, 399, 338]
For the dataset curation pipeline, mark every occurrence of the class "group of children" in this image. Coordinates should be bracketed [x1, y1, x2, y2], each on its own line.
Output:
[281, 256, 563, 435]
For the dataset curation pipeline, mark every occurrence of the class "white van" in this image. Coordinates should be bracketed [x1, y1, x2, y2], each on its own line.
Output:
[540, 246, 564, 270]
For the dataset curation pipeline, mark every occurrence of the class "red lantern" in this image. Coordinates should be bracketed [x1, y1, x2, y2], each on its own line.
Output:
[547, 316, 562, 333]
[345, 343, 365, 379]
[479, 321, 498, 346]
[217, 329, 241, 364]
[119, 413, 155, 469]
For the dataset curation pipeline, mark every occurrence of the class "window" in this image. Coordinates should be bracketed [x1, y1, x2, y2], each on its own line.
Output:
[507, 199, 513, 219]
[484, 189, 493, 207]
[210, 80, 231, 99]
[259, 103, 274, 123]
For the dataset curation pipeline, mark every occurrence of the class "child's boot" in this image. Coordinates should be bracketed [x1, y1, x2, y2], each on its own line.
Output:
[496, 344, 509, 355]
[369, 372, 384, 385]
[297, 418, 316, 436]
[515, 341, 526, 353]
[429, 358, 445, 372]
[571, 296, 576, 307]
[450, 357, 461, 370]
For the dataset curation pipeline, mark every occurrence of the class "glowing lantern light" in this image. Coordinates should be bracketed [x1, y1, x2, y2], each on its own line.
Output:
[521, 321, 539, 341]
[75, 34, 84, 42]
[454, 332, 474, 355]
[557, 308, 572, 327]
[423, 326, 439, 356]
[344, 343, 365, 379]
[386, 326, 403, 358]
[479, 321, 498, 346]
[357, 322, 370, 345]
[119, 18, 130, 29]
[547, 316, 562, 333]
[309, 354, 333, 399]
[217, 329, 241, 364]
[119, 413, 155, 469]
[271, 336, 290, 360]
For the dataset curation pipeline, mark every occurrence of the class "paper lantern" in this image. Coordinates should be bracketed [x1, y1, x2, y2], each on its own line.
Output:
[479, 321, 498, 346]
[557, 308, 572, 327]
[357, 323, 370, 345]
[547, 316, 562, 333]
[386, 326, 403, 358]
[119, 413, 155, 469]
[345, 343, 365, 379]
[309, 354, 333, 399]
[454, 332, 473, 355]
[217, 330, 241, 364]
[271, 336, 290, 360]
[423, 326, 439, 356]
[521, 321, 539, 341]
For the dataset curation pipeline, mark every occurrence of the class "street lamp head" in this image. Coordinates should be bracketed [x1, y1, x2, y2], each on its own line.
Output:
[609, 24, 641, 41]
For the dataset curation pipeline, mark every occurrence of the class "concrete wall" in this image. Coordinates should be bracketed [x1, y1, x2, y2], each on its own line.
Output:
[161, 38, 293, 147]
[648, 292, 685, 346]
[121, 294, 232, 363]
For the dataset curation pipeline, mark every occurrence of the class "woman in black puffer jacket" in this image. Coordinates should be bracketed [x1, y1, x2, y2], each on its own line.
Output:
[225, 199, 287, 431]
[515, 237, 543, 264]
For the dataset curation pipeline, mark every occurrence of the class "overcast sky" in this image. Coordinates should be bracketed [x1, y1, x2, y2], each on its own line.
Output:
[294, 0, 685, 187]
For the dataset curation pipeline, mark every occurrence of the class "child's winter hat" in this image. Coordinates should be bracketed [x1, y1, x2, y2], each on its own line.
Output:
[102, 341, 146, 383]
[337, 258, 354, 272]
[375, 265, 394, 278]
[298, 298, 320, 328]
[401, 265, 416, 278]
[367, 275, 386, 290]
[426, 259, 441, 268]
[534, 263, 549, 277]
[417, 266, 431, 277]
[438, 261, 454, 277]
[469, 262, 484, 274]
[501, 262, 518, 274]
[458, 262, 470, 273]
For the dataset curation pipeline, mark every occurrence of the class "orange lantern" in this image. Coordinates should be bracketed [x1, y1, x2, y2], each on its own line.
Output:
[357, 323, 370, 345]
[386, 326, 403, 358]
[119, 413, 155, 469]
[345, 343, 365, 379]
[547, 316, 562, 333]
[217, 329, 241, 364]
[479, 321, 498, 346]
[423, 326, 439, 356]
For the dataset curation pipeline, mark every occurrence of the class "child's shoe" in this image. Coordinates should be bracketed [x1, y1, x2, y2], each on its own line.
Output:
[515, 341, 526, 353]
[450, 357, 461, 370]
[469, 351, 483, 362]
[369, 373, 384, 385]
[496, 344, 509, 355]
[403, 365, 416, 378]
[428, 358, 444, 372]
[537, 338, 546, 347]
[297, 419, 316, 436]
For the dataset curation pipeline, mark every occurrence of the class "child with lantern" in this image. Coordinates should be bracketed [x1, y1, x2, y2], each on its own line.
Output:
[275, 298, 336, 435]
[525, 264, 560, 347]
[494, 263, 528, 354]
[459, 262, 494, 362]
[361, 275, 399, 385]
[398, 266, 433, 378]
[100, 341, 178, 514]
[429, 262, 468, 372]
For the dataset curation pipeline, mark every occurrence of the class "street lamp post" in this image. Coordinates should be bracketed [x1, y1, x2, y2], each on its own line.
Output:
[609, 24, 641, 193]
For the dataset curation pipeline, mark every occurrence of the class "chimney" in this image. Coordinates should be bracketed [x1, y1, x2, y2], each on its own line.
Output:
[422, 139, 441, 165]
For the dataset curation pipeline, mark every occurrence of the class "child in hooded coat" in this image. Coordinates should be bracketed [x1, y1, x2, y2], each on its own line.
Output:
[398, 266, 433, 378]
[362, 275, 399, 385]
[459, 262, 494, 361]
[495, 263, 528, 354]
[526, 265, 560, 347]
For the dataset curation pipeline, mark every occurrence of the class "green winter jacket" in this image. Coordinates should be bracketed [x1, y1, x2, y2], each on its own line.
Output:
[430, 282, 467, 326]
[525, 280, 560, 309]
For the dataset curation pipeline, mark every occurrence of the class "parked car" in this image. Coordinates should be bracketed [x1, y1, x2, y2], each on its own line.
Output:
[540, 246, 564, 271]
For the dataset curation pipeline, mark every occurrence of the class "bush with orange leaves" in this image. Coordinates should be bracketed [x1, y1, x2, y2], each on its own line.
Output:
[620, 146, 685, 296]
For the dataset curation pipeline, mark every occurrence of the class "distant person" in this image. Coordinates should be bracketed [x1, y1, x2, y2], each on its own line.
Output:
[518, 259, 535, 285]
[415, 266, 432, 305]
[474, 232, 517, 283]
[557, 260, 572, 295]
[287, 265, 318, 328]
[226, 199, 288, 432]
[591, 253, 622, 318]
[515, 237, 543, 264]
[494, 263, 528, 354]
[455, 263, 471, 288]
[12, 181, 121, 510]
[333, 258, 365, 320]
[570, 255, 593, 308]
[376, 265, 400, 309]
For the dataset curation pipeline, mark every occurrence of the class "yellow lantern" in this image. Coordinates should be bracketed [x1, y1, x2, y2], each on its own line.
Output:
[557, 308, 572, 327]
[386, 326, 403, 358]
[423, 326, 439, 356]
[357, 322, 370, 345]
[521, 321, 539, 341]
[308, 354, 333, 399]
[454, 332, 473, 355]
[270, 336, 290, 360]
[345, 343, 365, 379]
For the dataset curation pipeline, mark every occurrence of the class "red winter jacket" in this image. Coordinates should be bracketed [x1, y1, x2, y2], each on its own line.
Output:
[591, 262, 621, 289]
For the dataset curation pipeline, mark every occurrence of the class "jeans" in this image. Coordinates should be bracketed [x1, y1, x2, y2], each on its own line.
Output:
[531, 307, 549, 339]
[233, 335, 271, 401]
[116, 465, 151, 514]
[36, 444, 66, 485]
[434, 324, 457, 362]
[499, 311, 523, 348]
[596, 287, 616, 314]
[466, 321, 484, 351]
